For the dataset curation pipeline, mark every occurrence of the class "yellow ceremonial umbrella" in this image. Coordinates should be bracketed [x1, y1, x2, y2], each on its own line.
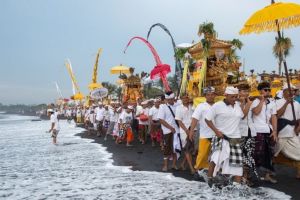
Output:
[88, 82, 103, 90]
[240, 2, 300, 34]
[240, 1, 300, 121]
[73, 93, 84, 100]
[110, 65, 131, 75]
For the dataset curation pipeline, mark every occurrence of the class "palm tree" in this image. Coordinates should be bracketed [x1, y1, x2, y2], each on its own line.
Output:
[102, 82, 117, 95]
[198, 22, 216, 39]
[228, 39, 243, 63]
[198, 22, 217, 57]
[273, 35, 293, 75]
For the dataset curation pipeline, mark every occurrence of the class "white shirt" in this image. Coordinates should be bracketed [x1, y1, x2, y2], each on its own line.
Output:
[109, 110, 119, 122]
[89, 113, 96, 124]
[136, 107, 149, 125]
[192, 102, 215, 138]
[50, 114, 60, 130]
[206, 101, 243, 138]
[237, 101, 257, 137]
[66, 109, 72, 117]
[76, 109, 82, 117]
[175, 104, 193, 135]
[119, 111, 133, 124]
[157, 103, 179, 135]
[149, 106, 159, 121]
[276, 98, 300, 138]
[251, 98, 277, 133]
[103, 109, 110, 121]
[95, 107, 105, 121]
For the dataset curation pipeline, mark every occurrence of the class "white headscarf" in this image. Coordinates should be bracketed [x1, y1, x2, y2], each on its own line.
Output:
[224, 86, 239, 95]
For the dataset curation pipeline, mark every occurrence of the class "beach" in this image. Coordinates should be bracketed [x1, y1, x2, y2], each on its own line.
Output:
[77, 129, 299, 199]
[0, 114, 292, 200]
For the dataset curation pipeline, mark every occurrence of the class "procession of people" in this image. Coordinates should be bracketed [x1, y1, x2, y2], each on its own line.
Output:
[47, 81, 300, 188]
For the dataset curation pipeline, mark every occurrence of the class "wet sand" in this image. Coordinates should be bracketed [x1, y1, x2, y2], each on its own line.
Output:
[77, 130, 299, 199]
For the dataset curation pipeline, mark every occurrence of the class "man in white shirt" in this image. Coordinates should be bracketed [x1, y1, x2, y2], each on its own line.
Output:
[47, 109, 60, 145]
[189, 87, 216, 177]
[136, 101, 149, 144]
[205, 86, 244, 186]
[95, 102, 105, 137]
[175, 94, 195, 174]
[274, 83, 300, 179]
[76, 107, 83, 124]
[66, 108, 72, 123]
[149, 98, 162, 147]
[236, 83, 257, 186]
[251, 82, 278, 183]
[105, 105, 118, 140]
[102, 105, 111, 133]
[158, 91, 180, 172]
[119, 105, 134, 146]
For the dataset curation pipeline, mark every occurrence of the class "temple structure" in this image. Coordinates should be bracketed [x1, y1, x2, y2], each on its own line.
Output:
[187, 37, 242, 97]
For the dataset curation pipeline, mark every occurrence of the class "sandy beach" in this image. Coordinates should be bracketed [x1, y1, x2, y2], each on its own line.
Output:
[77, 130, 299, 199]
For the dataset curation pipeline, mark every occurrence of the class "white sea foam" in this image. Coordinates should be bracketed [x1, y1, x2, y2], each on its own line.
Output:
[0, 114, 291, 200]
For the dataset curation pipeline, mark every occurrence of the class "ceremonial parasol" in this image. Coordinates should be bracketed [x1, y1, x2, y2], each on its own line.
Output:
[110, 65, 131, 75]
[124, 36, 171, 92]
[73, 93, 84, 101]
[88, 83, 103, 90]
[240, 1, 300, 122]
[90, 88, 108, 100]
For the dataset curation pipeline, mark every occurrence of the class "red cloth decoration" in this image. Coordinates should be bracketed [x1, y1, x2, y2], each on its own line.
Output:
[124, 36, 171, 92]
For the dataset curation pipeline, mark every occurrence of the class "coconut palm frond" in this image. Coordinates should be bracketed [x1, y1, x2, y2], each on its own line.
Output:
[273, 36, 293, 58]
[198, 22, 216, 38]
[231, 39, 243, 50]
[201, 38, 211, 57]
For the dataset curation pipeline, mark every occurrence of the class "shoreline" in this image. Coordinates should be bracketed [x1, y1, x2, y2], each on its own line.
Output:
[77, 129, 299, 199]
[76, 130, 193, 180]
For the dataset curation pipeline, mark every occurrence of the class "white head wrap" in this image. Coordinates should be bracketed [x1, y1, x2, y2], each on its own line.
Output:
[203, 86, 215, 94]
[47, 109, 54, 113]
[165, 93, 175, 99]
[224, 86, 239, 95]
[127, 105, 134, 110]
[141, 100, 148, 105]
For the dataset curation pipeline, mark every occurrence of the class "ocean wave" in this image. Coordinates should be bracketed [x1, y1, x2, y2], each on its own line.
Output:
[0, 117, 291, 200]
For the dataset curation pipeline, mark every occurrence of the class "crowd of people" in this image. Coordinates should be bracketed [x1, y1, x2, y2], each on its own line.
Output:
[48, 82, 300, 188]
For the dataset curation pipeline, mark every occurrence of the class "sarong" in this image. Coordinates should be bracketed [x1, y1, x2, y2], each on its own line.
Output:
[210, 139, 243, 177]
[254, 132, 275, 172]
[150, 121, 162, 143]
[241, 136, 258, 177]
[138, 124, 147, 142]
[163, 133, 173, 158]
[126, 127, 134, 143]
[275, 136, 300, 161]
[194, 138, 211, 170]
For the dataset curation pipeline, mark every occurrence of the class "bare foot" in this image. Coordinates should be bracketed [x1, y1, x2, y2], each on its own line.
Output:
[162, 167, 168, 172]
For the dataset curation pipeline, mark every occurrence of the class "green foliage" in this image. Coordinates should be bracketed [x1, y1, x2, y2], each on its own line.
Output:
[198, 22, 216, 38]
[0, 103, 47, 114]
[201, 38, 211, 57]
[273, 36, 292, 58]
[230, 39, 243, 50]
[228, 39, 243, 63]
[143, 84, 163, 99]
[167, 75, 179, 93]
[102, 82, 117, 95]
[175, 48, 188, 60]
[273, 36, 292, 74]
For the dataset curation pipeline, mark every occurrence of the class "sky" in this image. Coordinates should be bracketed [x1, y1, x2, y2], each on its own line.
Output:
[0, 0, 300, 104]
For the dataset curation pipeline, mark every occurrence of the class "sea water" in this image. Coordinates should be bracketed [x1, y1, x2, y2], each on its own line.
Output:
[0, 114, 291, 200]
